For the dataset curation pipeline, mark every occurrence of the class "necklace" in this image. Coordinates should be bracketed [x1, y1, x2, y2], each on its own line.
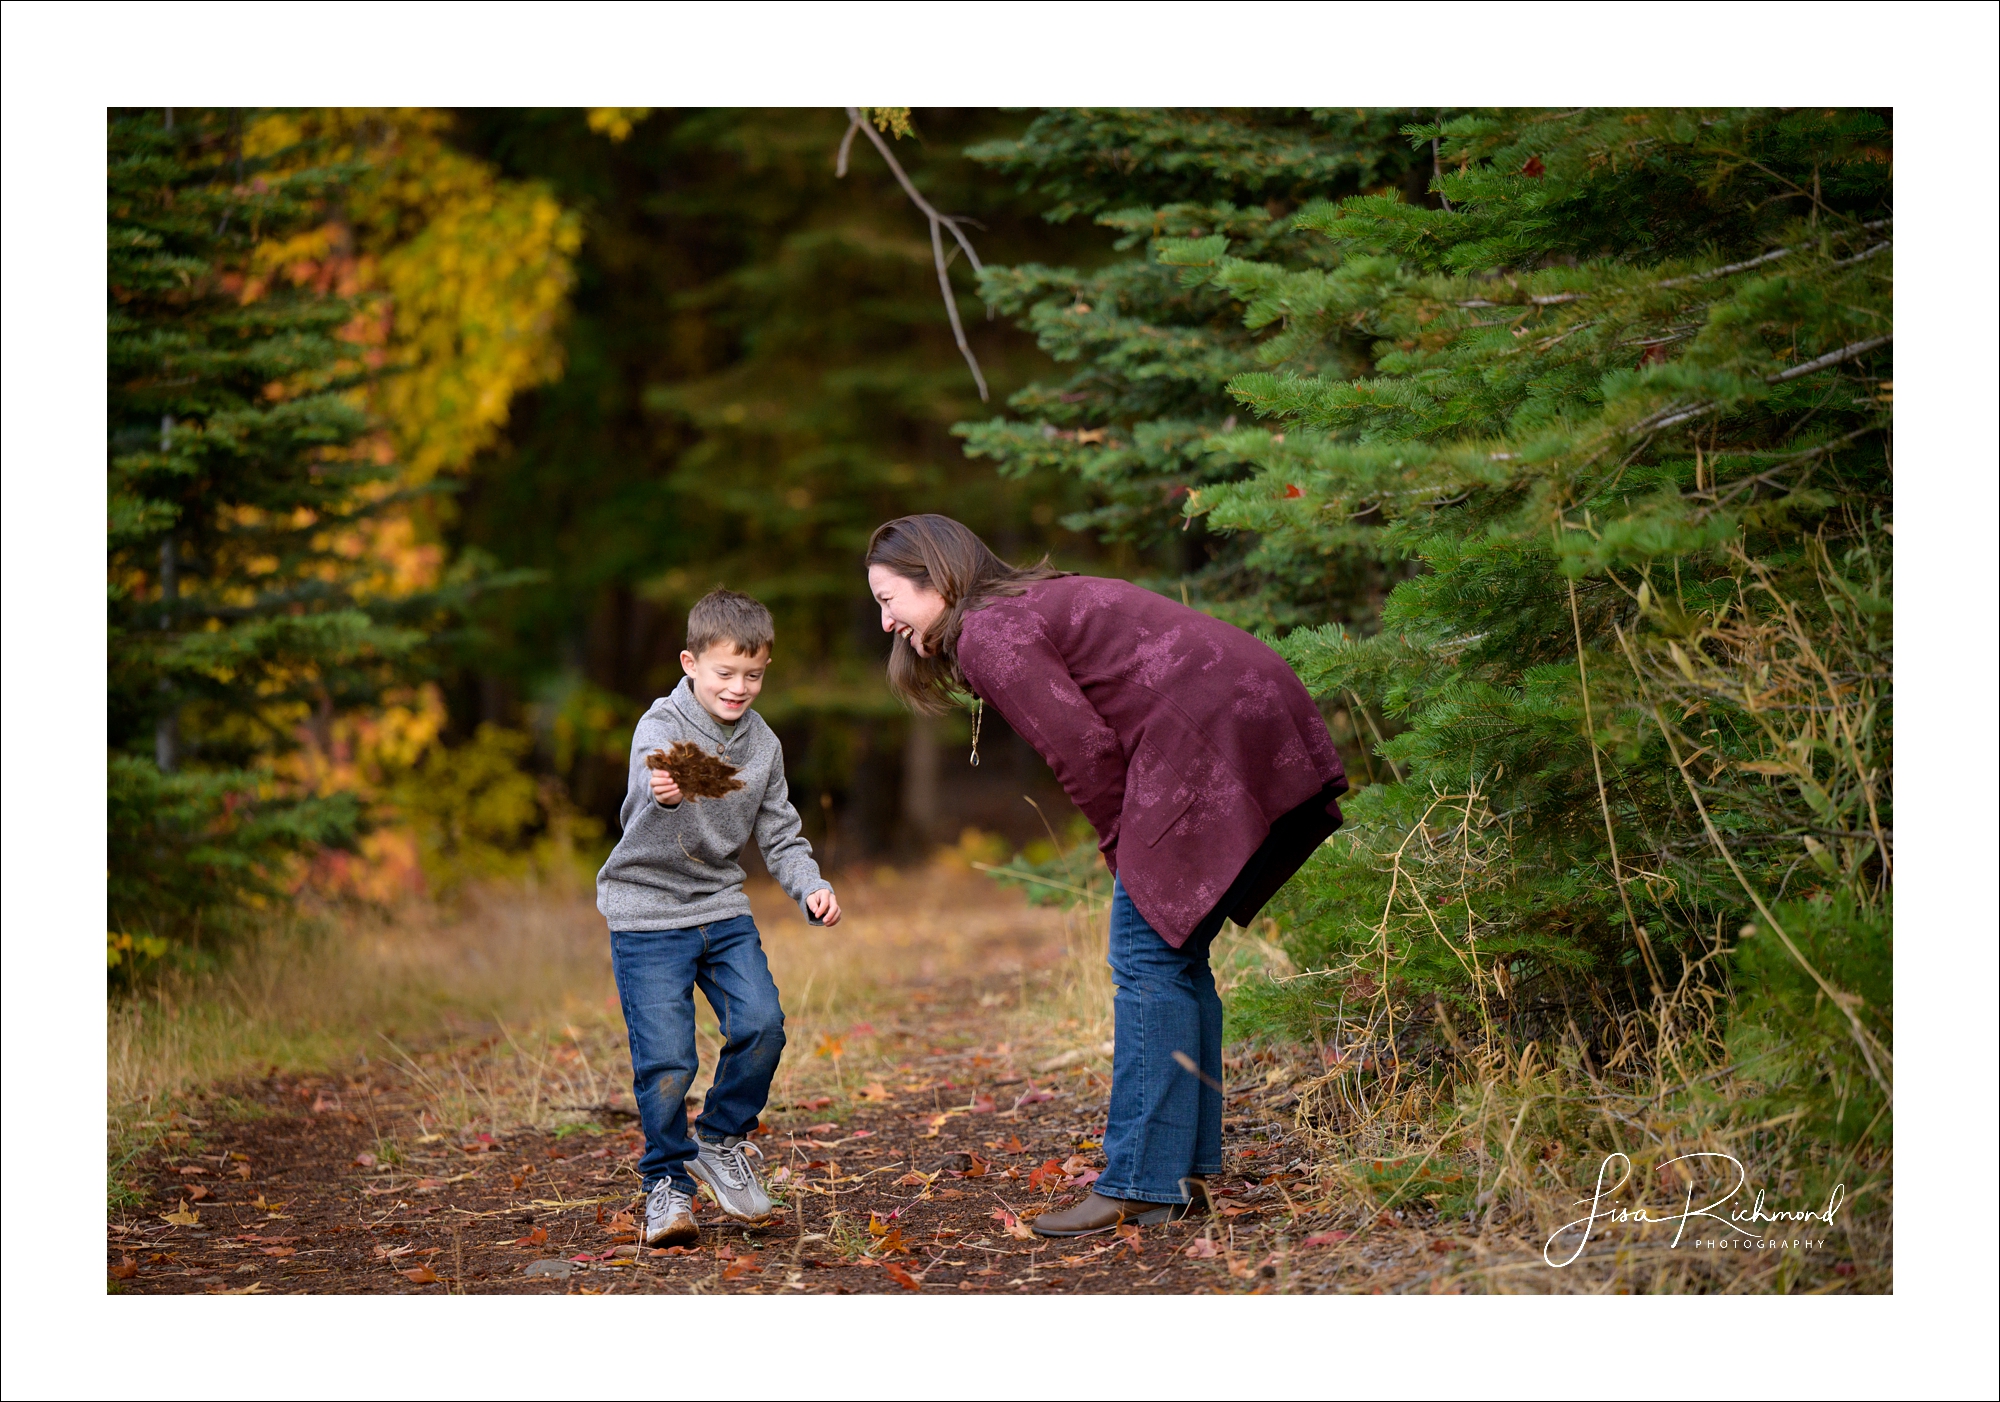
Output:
[968, 697, 984, 767]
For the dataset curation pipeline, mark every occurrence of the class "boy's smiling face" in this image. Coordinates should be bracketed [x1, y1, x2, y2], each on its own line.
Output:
[681, 642, 768, 725]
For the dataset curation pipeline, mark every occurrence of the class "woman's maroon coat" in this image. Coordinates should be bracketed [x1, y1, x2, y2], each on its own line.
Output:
[957, 576, 1346, 947]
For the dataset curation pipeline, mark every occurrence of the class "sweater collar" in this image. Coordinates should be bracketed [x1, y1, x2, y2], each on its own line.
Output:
[664, 676, 739, 746]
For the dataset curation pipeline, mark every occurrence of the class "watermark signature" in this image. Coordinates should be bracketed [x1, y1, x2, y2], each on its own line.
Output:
[1545, 1152, 1845, 1268]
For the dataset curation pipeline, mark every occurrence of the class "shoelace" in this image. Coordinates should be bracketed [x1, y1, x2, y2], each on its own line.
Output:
[648, 1181, 690, 1216]
[707, 1138, 764, 1189]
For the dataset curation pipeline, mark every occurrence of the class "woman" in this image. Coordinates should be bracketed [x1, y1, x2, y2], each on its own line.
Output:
[865, 514, 1346, 1236]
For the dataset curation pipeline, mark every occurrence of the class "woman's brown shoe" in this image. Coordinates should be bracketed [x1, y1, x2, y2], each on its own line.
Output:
[1030, 1191, 1190, 1238]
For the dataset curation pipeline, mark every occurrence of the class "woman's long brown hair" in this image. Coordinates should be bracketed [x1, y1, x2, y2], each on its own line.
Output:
[865, 514, 1070, 714]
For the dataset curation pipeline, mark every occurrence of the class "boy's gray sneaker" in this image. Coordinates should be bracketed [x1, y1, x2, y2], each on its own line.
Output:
[689, 1136, 772, 1222]
[644, 1181, 698, 1247]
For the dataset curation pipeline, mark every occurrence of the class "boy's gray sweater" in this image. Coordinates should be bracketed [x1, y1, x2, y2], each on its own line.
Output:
[596, 678, 831, 931]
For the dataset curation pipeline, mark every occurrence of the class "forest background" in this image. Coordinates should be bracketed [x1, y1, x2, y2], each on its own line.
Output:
[106, 105, 1896, 1293]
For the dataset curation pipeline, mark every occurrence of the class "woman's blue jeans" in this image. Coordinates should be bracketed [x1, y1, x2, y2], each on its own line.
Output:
[609, 914, 786, 1193]
[1095, 877, 1224, 1204]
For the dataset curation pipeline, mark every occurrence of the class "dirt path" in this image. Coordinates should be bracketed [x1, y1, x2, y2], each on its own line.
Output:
[108, 867, 1488, 1295]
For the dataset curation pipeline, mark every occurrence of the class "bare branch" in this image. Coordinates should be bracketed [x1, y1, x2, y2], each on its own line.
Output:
[837, 106, 989, 400]
[1636, 334, 1892, 431]
[835, 117, 861, 178]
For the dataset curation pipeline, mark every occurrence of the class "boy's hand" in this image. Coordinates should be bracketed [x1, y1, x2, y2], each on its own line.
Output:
[806, 888, 841, 927]
[649, 767, 683, 806]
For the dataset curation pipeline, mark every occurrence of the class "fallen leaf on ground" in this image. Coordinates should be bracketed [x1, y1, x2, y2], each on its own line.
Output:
[514, 1226, 549, 1248]
[849, 1022, 877, 1036]
[1028, 1159, 1067, 1192]
[188, 1186, 213, 1202]
[1060, 1154, 1094, 1176]
[794, 1096, 834, 1110]
[160, 1204, 200, 1227]
[1184, 1238, 1220, 1259]
[213, 1281, 267, 1295]
[881, 1261, 922, 1291]
[176, 1166, 207, 1176]
[353, 1152, 377, 1168]
[894, 1171, 933, 1188]
[992, 1208, 1036, 1241]
[260, 1247, 296, 1258]
[968, 1096, 997, 1114]
[856, 1082, 893, 1102]
[110, 1257, 139, 1280]
[400, 1266, 439, 1284]
[1014, 1089, 1055, 1107]
[721, 1252, 762, 1280]
[1301, 1230, 1351, 1247]
[1005, 1135, 1026, 1154]
[232, 1165, 252, 1179]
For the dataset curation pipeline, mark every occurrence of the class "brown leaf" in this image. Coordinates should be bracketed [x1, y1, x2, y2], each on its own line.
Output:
[894, 1171, 932, 1188]
[1183, 1237, 1220, 1259]
[881, 1261, 923, 1291]
[232, 1164, 252, 1179]
[1301, 1230, 1350, 1247]
[720, 1252, 763, 1281]
[647, 742, 744, 799]
[187, 1185, 213, 1202]
[176, 1165, 207, 1176]
[856, 1081, 893, 1102]
[400, 1266, 440, 1284]
[515, 1226, 549, 1248]
[261, 1247, 297, 1258]
[110, 1256, 139, 1280]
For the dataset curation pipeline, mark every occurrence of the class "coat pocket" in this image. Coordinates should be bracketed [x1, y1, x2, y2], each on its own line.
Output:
[1124, 738, 1197, 849]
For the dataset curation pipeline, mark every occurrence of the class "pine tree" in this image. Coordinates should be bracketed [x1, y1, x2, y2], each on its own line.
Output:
[1161, 109, 1893, 1138]
[108, 108, 412, 946]
[958, 109, 1429, 631]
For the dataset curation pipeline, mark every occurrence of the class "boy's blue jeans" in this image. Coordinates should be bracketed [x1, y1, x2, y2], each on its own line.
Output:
[610, 914, 785, 1193]
[1095, 877, 1224, 1205]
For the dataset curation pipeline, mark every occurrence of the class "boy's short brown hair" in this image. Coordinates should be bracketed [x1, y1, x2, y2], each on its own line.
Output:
[686, 588, 774, 659]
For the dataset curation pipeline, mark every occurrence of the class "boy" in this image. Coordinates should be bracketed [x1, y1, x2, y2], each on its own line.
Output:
[597, 588, 841, 1247]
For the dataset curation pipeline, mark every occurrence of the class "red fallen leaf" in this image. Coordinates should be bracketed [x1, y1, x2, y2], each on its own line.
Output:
[1429, 1238, 1459, 1254]
[717, 1245, 735, 1260]
[850, 1129, 874, 1139]
[991, 1208, 1036, 1241]
[795, 1096, 835, 1111]
[1834, 1262, 1857, 1277]
[1029, 1158, 1068, 1192]
[720, 1252, 763, 1281]
[1005, 1135, 1026, 1154]
[353, 1152, 377, 1168]
[1069, 1168, 1100, 1187]
[881, 1261, 922, 1291]
[400, 1266, 439, 1284]
[1218, 1203, 1260, 1218]
[1283, 484, 1304, 499]
[187, 1186, 213, 1202]
[1060, 1153, 1093, 1176]
[849, 1022, 877, 1036]
[963, 1152, 991, 1179]
[1301, 1230, 1350, 1247]
[514, 1226, 549, 1248]
[1520, 155, 1546, 178]
[110, 1256, 139, 1279]
[261, 1247, 297, 1258]
[570, 1254, 595, 1264]
[968, 1096, 996, 1115]
[1014, 1089, 1054, 1107]
[1184, 1237, 1220, 1259]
